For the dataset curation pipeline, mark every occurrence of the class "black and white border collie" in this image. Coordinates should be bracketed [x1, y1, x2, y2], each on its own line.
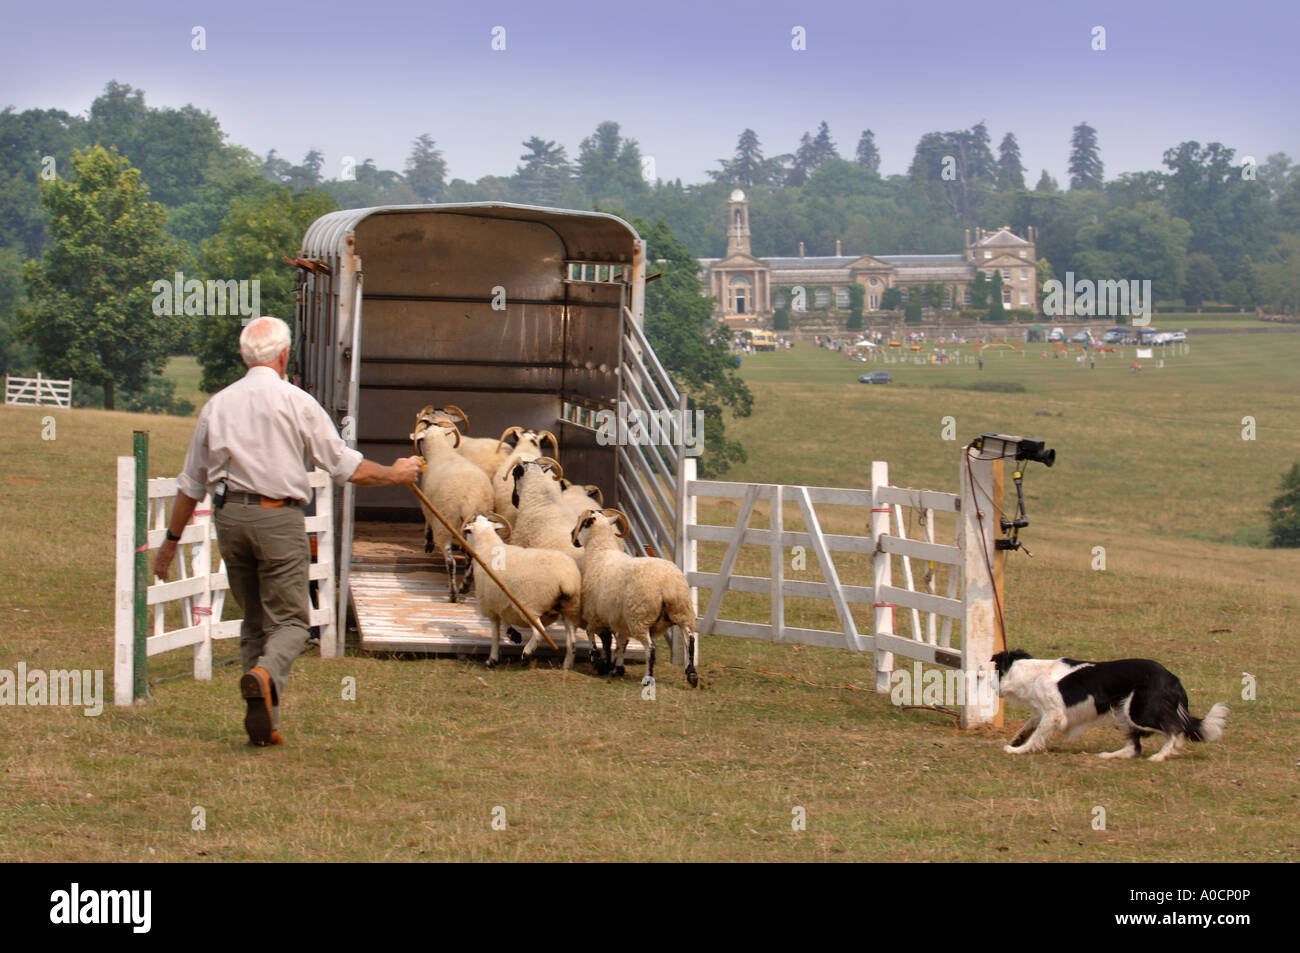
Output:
[991, 650, 1228, 761]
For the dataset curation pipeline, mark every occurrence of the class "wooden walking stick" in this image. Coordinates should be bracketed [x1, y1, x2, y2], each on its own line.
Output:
[407, 480, 557, 652]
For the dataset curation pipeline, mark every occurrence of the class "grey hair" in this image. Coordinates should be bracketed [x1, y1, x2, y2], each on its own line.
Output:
[240, 316, 291, 366]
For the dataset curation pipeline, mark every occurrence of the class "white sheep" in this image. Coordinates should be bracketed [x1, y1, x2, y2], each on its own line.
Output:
[558, 478, 604, 519]
[410, 419, 494, 602]
[412, 405, 557, 482]
[509, 458, 587, 568]
[570, 508, 699, 688]
[492, 432, 561, 525]
[460, 513, 582, 670]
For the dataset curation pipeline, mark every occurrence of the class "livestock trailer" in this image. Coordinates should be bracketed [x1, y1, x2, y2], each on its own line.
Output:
[292, 204, 692, 657]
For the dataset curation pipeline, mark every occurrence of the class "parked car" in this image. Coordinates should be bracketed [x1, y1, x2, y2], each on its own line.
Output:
[1170, 330, 1188, 342]
[1102, 327, 1127, 343]
[1048, 327, 1066, 341]
[1071, 328, 1093, 343]
[858, 371, 893, 384]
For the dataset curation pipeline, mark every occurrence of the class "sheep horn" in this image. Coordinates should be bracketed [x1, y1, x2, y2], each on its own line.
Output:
[535, 456, 564, 480]
[488, 512, 513, 542]
[441, 405, 470, 431]
[601, 508, 631, 538]
[585, 484, 604, 506]
[539, 429, 559, 457]
[496, 426, 525, 453]
[571, 509, 597, 548]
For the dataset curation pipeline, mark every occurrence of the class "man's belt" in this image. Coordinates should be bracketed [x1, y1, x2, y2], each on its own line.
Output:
[223, 491, 303, 508]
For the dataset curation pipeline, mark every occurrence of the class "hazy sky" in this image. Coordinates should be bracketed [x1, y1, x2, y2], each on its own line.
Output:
[2, 0, 1297, 186]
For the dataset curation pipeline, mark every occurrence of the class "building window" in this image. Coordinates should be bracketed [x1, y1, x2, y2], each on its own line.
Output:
[1002, 288, 1012, 305]
[984, 250, 992, 259]
[869, 278, 879, 287]
[1019, 291, 1029, 306]
[774, 292, 787, 309]
[943, 288, 953, 309]
[729, 276, 753, 314]
[1001, 269, 1010, 280]
[963, 288, 972, 306]
[1020, 269, 1029, 281]
[869, 294, 879, 309]
[814, 287, 831, 308]
[1018, 249, 1028, 258]
[835, 287, 850, 309]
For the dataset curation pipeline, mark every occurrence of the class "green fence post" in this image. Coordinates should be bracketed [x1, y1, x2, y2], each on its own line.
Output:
[133, 430, 151, 701]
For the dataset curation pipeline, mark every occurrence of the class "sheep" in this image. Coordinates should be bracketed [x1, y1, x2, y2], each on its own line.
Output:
[570, 508, 699, 688]
[412, 405, 557, 482]
[459, 513, 582, 670]
[509, 458, 587, 567]
[491, 430, 561, 525]
[409, 418, 495, 603]
[558, 478, 604, 519]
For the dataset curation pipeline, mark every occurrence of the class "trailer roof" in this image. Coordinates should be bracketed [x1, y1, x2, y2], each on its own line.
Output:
[300, 202, 640, 264]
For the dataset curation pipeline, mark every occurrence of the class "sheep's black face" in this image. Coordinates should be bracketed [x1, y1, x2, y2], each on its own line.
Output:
[571, 513, 595, 548]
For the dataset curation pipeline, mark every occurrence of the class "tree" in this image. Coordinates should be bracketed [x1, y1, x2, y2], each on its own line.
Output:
[624, 212, 753, 476]
[904, 292, 922, 324]
[881, 286, 903, 310]
[855, 129, 880, 175]
[786, 132, 815, 187]
[578, 121, 648, 205]
[987, 270, 1006, 321]
[846, 283, 865, 329]
[810, 121, 839, 168]
[1182, 252, 1223, 306]
[710, 129, 768, 188]
[997, 132, 1025, 191]
[405, 134, 447, 202]
[16, 146, 188, 409]
[1069, 122, 1104, 190]
[970, 270, 989, 309]
[196, 187, 338, 393]
[515, 136, 575, 206]
[1254, 234, 1300, 314]
[1267, 461, 1300, 547]
[1035, 169, 1059, 193]
[1073, 201, 1192, 301]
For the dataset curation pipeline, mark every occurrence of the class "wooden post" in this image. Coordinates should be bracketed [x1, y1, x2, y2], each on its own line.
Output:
[132, 431, 150, 701]
[871, 460, 894, 693]
[991, 460, 1006, 728]
[960, 446, 998, 728]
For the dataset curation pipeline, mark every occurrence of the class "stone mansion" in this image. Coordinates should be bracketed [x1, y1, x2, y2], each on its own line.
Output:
[699, 189, 1039, 318]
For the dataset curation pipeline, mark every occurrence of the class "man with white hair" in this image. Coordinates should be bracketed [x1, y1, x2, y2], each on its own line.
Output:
[155, 316, 422, 747]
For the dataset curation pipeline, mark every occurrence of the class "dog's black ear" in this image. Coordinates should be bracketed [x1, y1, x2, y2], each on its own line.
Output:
[992, 649, 1031, 677]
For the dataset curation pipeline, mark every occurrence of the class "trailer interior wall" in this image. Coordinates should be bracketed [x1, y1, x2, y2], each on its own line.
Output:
[296, 204, 639, 523]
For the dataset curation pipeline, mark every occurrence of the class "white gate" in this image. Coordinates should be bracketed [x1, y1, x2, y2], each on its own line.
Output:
[114, 463, 337, 706]
[5, 373, 71, 407]
[684, 445, 1005, 727]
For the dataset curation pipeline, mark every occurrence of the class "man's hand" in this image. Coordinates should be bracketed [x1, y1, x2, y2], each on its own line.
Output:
[154, 540, 177, 581]
[390, 456, 423, 485]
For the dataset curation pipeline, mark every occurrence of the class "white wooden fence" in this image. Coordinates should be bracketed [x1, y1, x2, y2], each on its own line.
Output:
[5, 373, 71, 407]
[114, 462, 337, 706]
[683, 447, 1002, 727]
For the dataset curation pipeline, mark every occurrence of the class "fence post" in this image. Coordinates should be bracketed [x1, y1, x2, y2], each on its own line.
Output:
[132, 431, 150, 701]
[115, 457, 136, 705]
[871, 460, 894, 692]
[959, 445, 999, 728]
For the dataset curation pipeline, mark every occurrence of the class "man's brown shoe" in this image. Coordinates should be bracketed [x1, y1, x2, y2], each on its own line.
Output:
[240, 667, 276, 746]
[270, 731, 285, 745]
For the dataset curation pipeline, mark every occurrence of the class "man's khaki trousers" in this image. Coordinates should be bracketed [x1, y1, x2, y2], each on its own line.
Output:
[215, 501, 311, 730]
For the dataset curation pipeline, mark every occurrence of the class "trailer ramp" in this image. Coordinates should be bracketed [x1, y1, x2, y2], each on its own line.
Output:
[349, 522, 642, 661]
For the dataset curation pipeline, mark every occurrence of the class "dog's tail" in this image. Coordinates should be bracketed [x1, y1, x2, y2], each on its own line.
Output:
[1184, 702, 1229, 743]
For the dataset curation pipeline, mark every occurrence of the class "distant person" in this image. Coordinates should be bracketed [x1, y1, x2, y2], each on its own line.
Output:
[155, 316, 422, 747]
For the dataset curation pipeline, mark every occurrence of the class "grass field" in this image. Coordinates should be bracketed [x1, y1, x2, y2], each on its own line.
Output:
[2, 329, 1298, 862]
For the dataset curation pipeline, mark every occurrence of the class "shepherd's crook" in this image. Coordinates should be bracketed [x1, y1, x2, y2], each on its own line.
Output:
[407, 478, 557, 652]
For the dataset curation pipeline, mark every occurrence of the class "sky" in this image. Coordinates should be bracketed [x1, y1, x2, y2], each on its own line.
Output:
[2, 0, 1298, 187]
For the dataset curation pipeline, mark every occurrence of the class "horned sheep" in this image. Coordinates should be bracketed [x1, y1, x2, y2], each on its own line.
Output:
[460, 514, 583, 670]
[570, 508, 699, 688]
[410, 418, 494, 603]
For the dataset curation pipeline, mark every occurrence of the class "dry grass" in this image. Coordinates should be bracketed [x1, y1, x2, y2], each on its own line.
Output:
[0, 329, 1297, 862]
